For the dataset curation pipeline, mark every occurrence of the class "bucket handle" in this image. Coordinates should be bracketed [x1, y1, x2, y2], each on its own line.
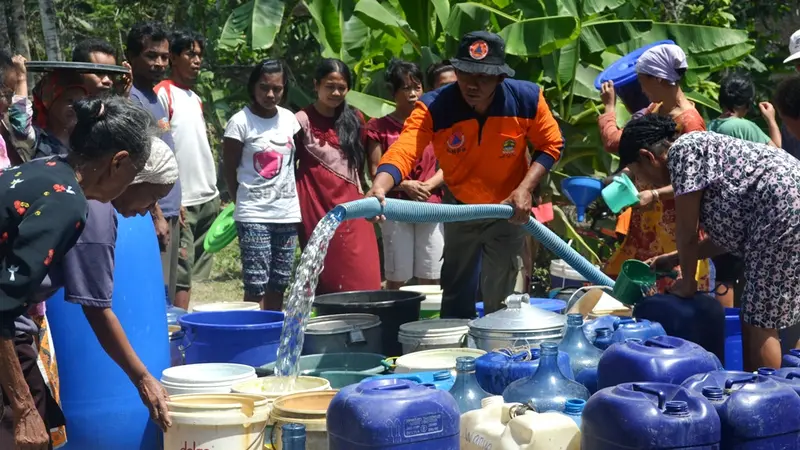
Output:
[643, 338, 676, 349]
[725, 374, 756, 390]
[177, 326, 194, 363]
[632, 383, 666, 409]
[786, 372, 800, 381]
[381, 357, 399, 371]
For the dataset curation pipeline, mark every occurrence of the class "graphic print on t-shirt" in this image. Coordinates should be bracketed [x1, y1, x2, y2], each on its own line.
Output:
[252, 136, 292, 180]
[254, 147, 283, 179]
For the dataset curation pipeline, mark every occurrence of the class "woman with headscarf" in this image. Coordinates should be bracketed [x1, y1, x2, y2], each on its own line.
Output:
[620, 112, 800, 371]
[24, 136, 179, 449]
[597, 43, 709, 292]
[0, 96, 155, 450]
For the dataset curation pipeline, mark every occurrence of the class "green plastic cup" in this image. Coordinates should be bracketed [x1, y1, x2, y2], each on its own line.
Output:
[612, 259, 657, 306]
[602, 173, 639, 213]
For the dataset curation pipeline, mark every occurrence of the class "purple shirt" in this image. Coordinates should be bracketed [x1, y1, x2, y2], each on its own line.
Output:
[130, 86, 182, 217]
[17, 200, 116, 335]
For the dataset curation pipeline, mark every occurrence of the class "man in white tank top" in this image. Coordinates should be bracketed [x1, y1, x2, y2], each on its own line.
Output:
[155, 29, 220, 310]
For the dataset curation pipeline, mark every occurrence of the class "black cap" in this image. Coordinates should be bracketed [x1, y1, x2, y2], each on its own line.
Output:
[450, 31, 515, 77]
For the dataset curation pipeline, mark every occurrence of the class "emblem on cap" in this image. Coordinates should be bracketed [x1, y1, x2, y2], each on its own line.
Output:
[469, 40, 489, 61]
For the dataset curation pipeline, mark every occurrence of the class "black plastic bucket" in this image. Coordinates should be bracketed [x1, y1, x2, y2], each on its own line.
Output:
[313, 290, 425, 357]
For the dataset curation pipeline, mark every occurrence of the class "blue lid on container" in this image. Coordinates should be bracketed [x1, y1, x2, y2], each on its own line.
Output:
[529, 297, 567, 313]
[594, 40, 675, 90]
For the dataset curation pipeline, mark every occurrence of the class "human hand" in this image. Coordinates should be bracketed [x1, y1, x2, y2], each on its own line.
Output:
[135, 373, 172, 432]
[117, 61, 133, 97]
[12, 55, 26, 77]
[14, 406, 49, 450]
[645, 252, 680, 273]
[364, 185, 388, 223]
[179, 206, 187, 228]
[759, 102, 776, 122]
[400, 180, 431, 202]
[600, 81, 616, 110]
[637, 190, 658, 209]
[502, 188, 533, 225]
[153, 215, 170, 250]
[668, 276, 697, 299]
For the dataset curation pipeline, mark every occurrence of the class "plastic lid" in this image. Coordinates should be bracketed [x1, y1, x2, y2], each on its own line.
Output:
[701, 386, 724, 400]
[529, 298, 567, 313]
[468, 294, 566, 332]
[564, 398, 586, 414]
[204, 203, 237, 253]
[664, 400, 689, 415]
[398, 319, 470, 337]
[161, 363, 255, 384]
[594, 40, 676, 90]
[433, 371, 452, 381]
[305, 313, 381, 335]
[757, 367, 777, 376]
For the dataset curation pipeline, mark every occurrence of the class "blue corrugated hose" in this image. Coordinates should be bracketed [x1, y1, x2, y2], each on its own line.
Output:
[331, 198, 615, 287]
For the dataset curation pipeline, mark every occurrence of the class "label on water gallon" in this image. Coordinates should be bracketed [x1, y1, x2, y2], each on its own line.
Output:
[404, 413, 443, 437]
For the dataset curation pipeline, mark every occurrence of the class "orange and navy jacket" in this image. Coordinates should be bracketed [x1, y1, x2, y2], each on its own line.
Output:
[377, 78, 564, 205]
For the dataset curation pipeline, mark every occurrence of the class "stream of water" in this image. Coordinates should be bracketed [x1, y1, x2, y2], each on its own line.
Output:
[273, 213, 342, 387]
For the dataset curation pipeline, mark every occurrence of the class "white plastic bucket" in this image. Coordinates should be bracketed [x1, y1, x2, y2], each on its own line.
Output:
[394, 348, 486, 374]
[400, 285, 442, 319]
[161, 363, 256, 396]
[270, 390, 337, 449]
[550, 259, 594, 289]
[191, 301, 260, 312]
[397, 319, 470, 354]
[165, 393, 270, 450]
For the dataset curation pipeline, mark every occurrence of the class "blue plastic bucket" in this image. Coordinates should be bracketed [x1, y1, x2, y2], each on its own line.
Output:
[179, 310, 284, 366]
[724, 307, 743, 371]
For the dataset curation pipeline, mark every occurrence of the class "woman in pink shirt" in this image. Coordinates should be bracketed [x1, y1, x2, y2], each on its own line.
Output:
[366, 59, 445, 289]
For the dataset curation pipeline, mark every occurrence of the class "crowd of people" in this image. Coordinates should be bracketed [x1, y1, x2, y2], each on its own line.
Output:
[1, 15, 800, 449]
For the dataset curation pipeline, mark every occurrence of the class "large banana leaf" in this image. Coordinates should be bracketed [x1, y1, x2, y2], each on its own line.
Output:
[616, 23, 748, 59]
[218, 0, 285, 50]
[346, 90, 396, 119]
[581, 0, 627, 16]
[498, 16, 581, 57]
[580, 20, 652, 55]
[392, 0, 450, 48]
[445, 3, 517, 39]
[354, 0, 421, 52]
[306, 0, 371, 65]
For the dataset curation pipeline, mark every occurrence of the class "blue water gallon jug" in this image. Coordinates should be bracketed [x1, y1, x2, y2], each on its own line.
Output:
[328, 378, 460, 449]
[503, 342, 590, 412]
[758, 367, 800, 396]
[783, 349, 800, 368]
[474, 348, 574, 395]
[725, 308, 743, 371]
[365, 370, 456, 391]
[178, 310, 284, 366]
[46, 213, 169, 450]
[593, 328, 614, 350]
[633, 293, 725, 363]
[584, 315, 622, 341]
[583, 382, 721, 449]
[559, 314, 603, 392]
[683, 371, 800, 448]
[612, 318, 666, 343]
[597, 335, 721, 390]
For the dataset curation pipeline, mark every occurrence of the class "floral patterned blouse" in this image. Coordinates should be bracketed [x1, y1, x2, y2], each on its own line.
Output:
[0, 157, 88, 337]
[668, 131, 800, 329]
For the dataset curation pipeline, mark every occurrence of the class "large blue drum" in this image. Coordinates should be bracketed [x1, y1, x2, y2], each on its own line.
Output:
[47, 213, 169, 450]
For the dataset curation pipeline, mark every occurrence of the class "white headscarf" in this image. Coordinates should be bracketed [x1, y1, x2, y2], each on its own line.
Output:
[635, 44, 688, 85]
[131, 137, 179, 185]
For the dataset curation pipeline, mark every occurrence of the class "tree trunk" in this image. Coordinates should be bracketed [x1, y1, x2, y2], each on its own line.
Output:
[8, 0, 31, 59]
[0, 0, 11, 54]
[38, 0, 61, 60]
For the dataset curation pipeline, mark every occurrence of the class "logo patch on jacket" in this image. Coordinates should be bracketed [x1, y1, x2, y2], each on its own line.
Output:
[502, 138, 516, 156]
[447, 131, 466, 154]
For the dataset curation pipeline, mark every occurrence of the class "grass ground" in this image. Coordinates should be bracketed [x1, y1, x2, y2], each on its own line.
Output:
[191, 238, 244, 306]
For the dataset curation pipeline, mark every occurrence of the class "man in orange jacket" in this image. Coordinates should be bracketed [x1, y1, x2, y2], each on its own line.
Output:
[366, 31, 565, 318]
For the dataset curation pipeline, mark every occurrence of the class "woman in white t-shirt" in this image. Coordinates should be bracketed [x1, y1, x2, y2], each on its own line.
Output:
[222, 59, 301, 311]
